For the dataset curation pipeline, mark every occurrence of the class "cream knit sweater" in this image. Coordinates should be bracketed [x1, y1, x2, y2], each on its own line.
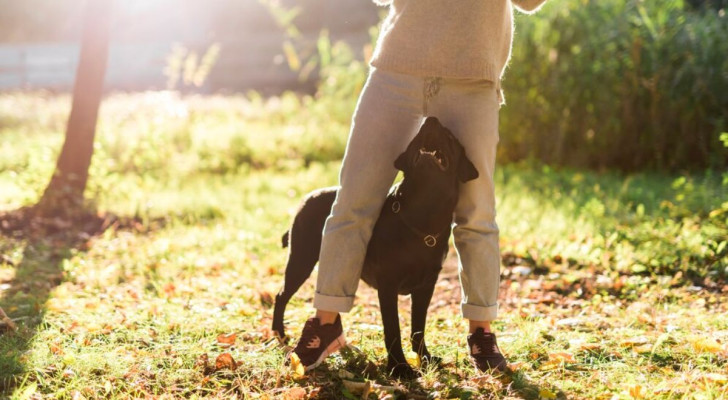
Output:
[370, 0, 548, 88]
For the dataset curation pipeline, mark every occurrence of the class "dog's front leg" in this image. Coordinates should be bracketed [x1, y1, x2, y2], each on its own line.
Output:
[378, 285, 417, 379]
[411, 281, 441, 368]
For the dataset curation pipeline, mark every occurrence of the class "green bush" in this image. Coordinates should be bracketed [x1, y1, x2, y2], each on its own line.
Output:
[501, 0, 728, 172]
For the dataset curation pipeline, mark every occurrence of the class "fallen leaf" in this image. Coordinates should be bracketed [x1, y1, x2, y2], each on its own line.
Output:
[689, 336, 723, 354]
[289, 352, 305, 378]
[652, 377, 689, 395]
[620, 336, 651, 347]
[628, 384, 643, 399]
[49, 343, 64, 355]
[406, 351, 420, 367]
[216, 333, 236, 347]
[574, 341, 602, 351]
[633, 344, 654, 354]
[547, 351, 576, 364]
[0, 306, 17, 332]
[538, 388, 557, 399]
[507, 361, 529, 371]
[341, 380, 404, 396]
[163, 283, 176, 297]
[214, 353, 238, 371]
[259, 291, 274, 308]
[281, 387, 306, 400]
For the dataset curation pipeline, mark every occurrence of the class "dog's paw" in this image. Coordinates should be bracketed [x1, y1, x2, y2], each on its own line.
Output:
[387, 361, 420, 380]
[272, 330, 289, 346]
[419, 353, 443, 369]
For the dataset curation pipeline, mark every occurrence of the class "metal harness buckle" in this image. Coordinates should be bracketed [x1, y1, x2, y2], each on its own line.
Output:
[423, 235, 437, 248]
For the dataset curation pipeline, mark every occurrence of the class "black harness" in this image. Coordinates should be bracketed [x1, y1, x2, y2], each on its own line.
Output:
[389, 197, 451, 248]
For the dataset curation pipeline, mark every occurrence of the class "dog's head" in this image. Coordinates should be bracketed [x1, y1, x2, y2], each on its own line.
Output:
[394, 117, 479, 189]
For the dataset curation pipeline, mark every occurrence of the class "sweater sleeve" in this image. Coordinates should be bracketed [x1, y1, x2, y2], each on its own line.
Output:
[512, 0, 548, 14]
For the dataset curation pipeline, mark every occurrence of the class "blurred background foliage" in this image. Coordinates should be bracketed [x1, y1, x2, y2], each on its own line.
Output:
[0, 0, 725, 174]
[503, 0, 728, 172]
[261, 0, 728, 173]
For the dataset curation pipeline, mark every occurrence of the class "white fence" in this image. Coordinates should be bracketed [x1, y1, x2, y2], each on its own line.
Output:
[0, 32, 371, 93]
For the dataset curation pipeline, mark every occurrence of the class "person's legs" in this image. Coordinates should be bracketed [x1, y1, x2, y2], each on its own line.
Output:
[293, 68, 425, 368]
[314, 68, 424, 312]
[427, 78, 506, 371]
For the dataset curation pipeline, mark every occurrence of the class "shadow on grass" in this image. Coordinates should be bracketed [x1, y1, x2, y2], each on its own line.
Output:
[297, 347, 568, 399]
[509, 369, 567, 400]
[0, 206, 155, 395]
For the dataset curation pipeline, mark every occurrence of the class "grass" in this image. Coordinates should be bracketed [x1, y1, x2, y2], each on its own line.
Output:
[0, 91, 726, 399]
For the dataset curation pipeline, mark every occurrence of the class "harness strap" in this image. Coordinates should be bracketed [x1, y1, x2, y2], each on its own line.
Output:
[390, 200, 447, 248]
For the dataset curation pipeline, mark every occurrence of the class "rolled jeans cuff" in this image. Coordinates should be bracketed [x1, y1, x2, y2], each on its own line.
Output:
[461, 302, 498, 321]
[314, 292, 355, 313]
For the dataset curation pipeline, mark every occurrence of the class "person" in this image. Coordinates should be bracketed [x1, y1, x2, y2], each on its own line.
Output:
[291, 0, 549, 374]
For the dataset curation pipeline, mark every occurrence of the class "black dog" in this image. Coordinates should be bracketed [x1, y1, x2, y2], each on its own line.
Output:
[272, 117, 479, 378]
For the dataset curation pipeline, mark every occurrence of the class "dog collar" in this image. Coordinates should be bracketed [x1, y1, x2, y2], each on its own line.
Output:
[391, 200, 442, 248]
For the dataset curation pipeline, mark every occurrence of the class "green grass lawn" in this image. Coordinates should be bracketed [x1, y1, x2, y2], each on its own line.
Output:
[0, 92, 726, 399]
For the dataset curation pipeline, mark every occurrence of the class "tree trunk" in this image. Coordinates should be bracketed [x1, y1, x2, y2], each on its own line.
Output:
[37, 0, 112, 214]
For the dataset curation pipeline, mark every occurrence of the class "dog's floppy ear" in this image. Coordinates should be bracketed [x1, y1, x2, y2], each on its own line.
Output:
[457, 156, 479, 182]
[394, 151, 409, 171]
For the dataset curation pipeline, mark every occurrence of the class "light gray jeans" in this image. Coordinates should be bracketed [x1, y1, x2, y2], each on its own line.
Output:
[313, 68, 501, 321]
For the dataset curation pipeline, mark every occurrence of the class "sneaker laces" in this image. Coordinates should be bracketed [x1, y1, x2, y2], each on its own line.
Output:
[474, 333, 497, 354]
[468, 329, 507, 372]
[295, 319, 320, 352]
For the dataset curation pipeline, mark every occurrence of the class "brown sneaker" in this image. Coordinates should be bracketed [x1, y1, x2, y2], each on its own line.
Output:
[292, 316, 346, 371]
[467, 328, 508, 372]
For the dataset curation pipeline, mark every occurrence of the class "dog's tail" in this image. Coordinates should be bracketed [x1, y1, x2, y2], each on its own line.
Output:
[281, 231, 290, 248]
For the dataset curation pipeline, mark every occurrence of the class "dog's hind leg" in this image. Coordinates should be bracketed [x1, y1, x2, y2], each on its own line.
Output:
[272, 189, 336, 342]
[272, 234, 321, 342]
[272, 191, 336, 342]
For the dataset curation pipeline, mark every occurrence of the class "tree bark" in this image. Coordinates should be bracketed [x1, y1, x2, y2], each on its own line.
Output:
[38, 0, 112, 213]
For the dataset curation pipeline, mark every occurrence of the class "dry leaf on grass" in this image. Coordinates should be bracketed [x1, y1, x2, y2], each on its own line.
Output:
[198, 353, 239, 374]
[547, 351, 576, 364]
[569, 339, 602, 352]
[289, 352, 305, 379]
[632, 344, 653, 354]
[162, 282, 176, 297]
[538, 388, 558, 399]
[259, 291, 274, 308]
[0, 306, 17, 332]
[214, 353, 238, 371]
[280, 387, 306, 400]
[628, 384, 643, 399]
[689, 336, 723, 354]
[216, 333, 237, 347]
[620, 336, 651, 347]
[341, 380, 404, 396]
[49, 342, 64, 355]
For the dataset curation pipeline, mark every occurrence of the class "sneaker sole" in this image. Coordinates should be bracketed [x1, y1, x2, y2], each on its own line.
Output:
[303, 332, 346, 372]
